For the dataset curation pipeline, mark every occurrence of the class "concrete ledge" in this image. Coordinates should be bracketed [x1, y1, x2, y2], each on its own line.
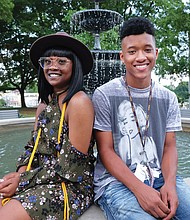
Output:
[181, 118, 190, 132]
[79, 178, 190, 220]
[181, 118, 190, 123]
[0, 117, 189, 131]
[79, 204, 105, 220]
[0, 117, 35, 126]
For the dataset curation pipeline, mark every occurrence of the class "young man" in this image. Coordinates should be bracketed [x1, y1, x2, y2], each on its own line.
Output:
[92, 17, 190, 220]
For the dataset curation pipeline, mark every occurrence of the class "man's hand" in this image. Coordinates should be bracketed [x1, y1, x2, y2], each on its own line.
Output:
[135, 183, 171, 219]
[160, 183, 179, 220]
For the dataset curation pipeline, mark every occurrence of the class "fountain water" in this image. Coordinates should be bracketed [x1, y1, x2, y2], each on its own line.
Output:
[71, 0, 125, 94]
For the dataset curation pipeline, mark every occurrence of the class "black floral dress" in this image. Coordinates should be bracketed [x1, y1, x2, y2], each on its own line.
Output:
[14, 97, 95, 220]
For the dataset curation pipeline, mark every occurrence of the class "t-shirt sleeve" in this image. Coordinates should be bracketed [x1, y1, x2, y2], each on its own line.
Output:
[92, 88, 112, 131]
[166, 92, 182, 132]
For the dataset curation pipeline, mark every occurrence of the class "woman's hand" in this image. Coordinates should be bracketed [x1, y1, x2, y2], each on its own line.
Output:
[0, 172, 20, 198]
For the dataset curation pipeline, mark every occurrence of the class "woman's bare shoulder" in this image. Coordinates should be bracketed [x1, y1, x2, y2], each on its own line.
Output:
[69, 91, 92, 106]
[36, 102, 47, 116]
[66, 91, 94, 118]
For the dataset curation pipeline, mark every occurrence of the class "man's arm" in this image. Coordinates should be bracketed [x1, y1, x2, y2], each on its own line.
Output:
[95, 130, 170, 219]
[160, 131, 179, 220]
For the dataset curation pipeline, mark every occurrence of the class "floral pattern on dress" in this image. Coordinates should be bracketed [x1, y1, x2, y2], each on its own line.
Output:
[14, 96, 96, 220]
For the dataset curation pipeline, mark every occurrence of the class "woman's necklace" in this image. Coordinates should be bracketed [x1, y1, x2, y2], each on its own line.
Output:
[54, 87, 69, 105]
[55, 87, 69, 96]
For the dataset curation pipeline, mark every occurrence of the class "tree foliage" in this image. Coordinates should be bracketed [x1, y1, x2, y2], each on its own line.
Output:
[154, 0, 189, 79]
[165, 81, 189, 106]
[0, 0, 189, 107]
[0, 0, 14, 22]
[174, 81, 189, 105]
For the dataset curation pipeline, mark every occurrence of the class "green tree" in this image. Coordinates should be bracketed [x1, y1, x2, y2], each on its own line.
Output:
[154, 1, 189, 78]
[174, 81, 189, 106]
[0, 0, 14, 23]
[0, 98, 6, 107]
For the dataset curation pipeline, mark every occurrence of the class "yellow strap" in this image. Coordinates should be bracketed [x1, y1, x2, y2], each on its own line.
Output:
[1, 197, 11, 206]
[26, 128, 42, 171]
[58, 103, 69, 220]
[58, 102, 67, 143]
[62, 182, 69, 220]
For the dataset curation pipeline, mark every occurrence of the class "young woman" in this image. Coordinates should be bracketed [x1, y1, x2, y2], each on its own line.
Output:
[0, 32, 95, 220]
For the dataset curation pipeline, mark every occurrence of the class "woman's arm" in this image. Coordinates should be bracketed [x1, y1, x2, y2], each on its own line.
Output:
[66, 91, 94, 154]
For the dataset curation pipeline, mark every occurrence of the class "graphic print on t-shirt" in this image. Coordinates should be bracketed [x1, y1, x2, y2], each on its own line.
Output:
[117, 99, 160, 178]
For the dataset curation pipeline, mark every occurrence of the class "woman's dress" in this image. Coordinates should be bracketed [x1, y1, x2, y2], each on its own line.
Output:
[14, 97, 95, 220]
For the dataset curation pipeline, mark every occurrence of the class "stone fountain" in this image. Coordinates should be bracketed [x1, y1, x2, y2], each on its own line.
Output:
[71, 0, 125, 94]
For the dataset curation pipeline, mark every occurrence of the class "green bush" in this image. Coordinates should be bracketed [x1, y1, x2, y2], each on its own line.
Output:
[0, 98, 6, 107]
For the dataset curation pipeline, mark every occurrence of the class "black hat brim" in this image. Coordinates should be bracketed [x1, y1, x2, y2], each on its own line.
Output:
[30, 33, 93, 75]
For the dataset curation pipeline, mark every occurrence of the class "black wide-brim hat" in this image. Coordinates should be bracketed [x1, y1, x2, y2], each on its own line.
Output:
[30, 32, 93, 75]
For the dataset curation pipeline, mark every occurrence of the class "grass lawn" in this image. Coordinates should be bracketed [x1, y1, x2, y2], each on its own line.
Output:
[19, 107, 37, 117]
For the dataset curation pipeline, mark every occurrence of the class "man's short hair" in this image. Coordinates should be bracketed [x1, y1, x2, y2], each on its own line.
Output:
[120, 17, 155, 41]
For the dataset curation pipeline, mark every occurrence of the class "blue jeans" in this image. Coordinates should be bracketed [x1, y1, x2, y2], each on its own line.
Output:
[97, 175, 190, 220]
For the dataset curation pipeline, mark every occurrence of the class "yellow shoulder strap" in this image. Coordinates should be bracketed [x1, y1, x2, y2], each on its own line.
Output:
[57, 103, 70, 220]
[26, 128, 42, 171]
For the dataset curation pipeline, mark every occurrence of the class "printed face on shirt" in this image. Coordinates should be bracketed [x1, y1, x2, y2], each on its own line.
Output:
[117, 99, 160, 170]
[120, 33, 158, 87]
[118, 100, 147, 139]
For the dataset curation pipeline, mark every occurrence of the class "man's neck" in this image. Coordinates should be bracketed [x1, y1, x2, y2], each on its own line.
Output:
[124, 76, 152, 89]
